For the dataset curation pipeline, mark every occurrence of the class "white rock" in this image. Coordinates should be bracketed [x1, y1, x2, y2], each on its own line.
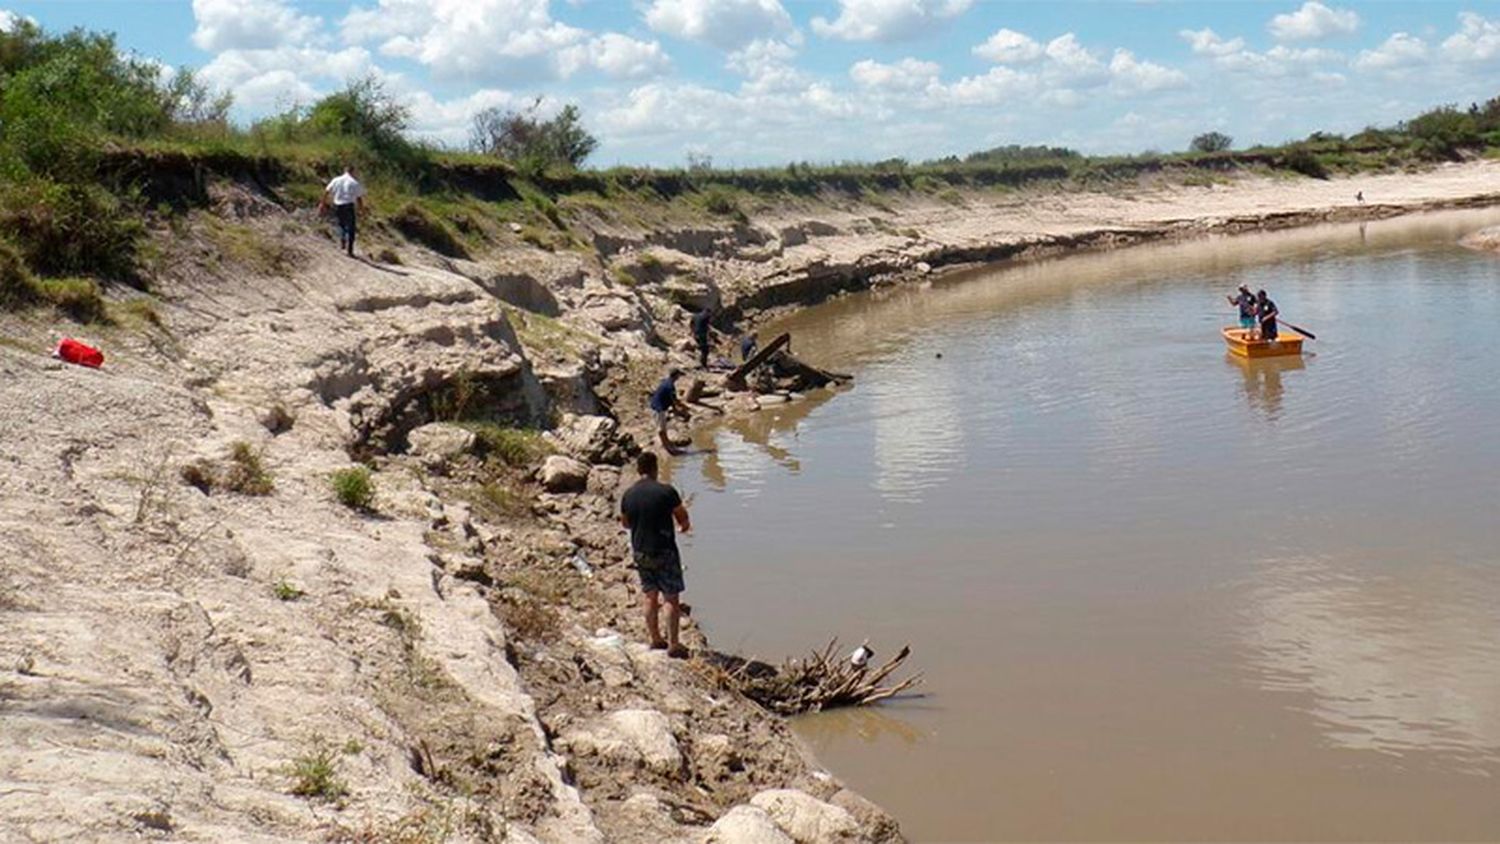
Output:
[705, 806, 795, 844]
[406, 423, 476, 462]
[749, 790, 859, 844]
[539, 455, 589, 493]
[607, 709, 683, 776]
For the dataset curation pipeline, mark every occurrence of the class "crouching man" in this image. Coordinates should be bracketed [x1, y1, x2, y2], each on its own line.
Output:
[619, 451, 692, 658]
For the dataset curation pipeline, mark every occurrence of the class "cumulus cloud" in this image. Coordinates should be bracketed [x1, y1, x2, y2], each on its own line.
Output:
[198, 45, 377, 111]
[1268, 2, 1358, 42]
[1108, 49, 1188, 93]
[811, 0, 973, 43]
[973, 29, 1042, 64]
[849, 57, 942, 92]
[1353, 33, 1428, 72]
[342, 0, 659, 83]
[1180, 28, 1246, 58]
[643, 0, 794, 50]
[191, 0, 322, 52]
[1441, 12, 1500, 63]
[725, 38, 804, 92]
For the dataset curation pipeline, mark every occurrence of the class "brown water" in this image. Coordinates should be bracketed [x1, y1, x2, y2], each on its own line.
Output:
[668, 208, 1500, 842]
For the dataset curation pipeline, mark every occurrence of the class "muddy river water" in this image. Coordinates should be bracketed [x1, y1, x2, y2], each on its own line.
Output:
[668, 208, 1500, 841]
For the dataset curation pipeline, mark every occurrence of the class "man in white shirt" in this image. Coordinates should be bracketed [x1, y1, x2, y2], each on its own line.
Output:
[317, 166, 366, 257]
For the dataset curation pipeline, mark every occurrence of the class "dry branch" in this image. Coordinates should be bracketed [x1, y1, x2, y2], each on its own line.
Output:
[698, 640, 922, 716]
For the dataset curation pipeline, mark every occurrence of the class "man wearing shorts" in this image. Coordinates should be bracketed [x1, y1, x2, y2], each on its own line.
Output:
[1228, 285, 1257, 336]
[649, 369, 688, 454]
[620, 451, 692, 658]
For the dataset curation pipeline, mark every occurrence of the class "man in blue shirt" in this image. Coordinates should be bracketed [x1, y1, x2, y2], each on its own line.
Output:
[649, 369, 689, 454]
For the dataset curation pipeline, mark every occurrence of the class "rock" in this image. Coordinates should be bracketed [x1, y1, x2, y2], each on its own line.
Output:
[561, 709, 683, 776]
[749, 790, 858, 844]
[1460, 225, 1500, 254]
[406, 423, 477, 468]
[662, 276, 722, 311]
[705, 806, 795, 844]
[828, 789, 902, 843]
[608, 709, 683, 775]
[914, 261, 932, 275]
[548, 414, 633, 465]
[696, 733, 742, 778]
[539, 455, 589, 493]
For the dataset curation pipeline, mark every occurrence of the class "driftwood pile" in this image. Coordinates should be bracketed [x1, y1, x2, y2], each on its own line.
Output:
[698, 641, 921, 716]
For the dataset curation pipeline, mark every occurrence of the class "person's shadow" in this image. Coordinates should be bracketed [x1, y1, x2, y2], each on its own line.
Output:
[352, 254, 412, 277]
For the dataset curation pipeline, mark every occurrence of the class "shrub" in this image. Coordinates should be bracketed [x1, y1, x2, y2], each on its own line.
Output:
[0, 240, 39, 310]
[464, 423, 549, 467]
[285, 746, 348, 801]
[470, 99, 597, 172]
[700, 185, 741, 217]
[1281, 145, 1329, 179]
[1189, 132, 1234, 153]
[273, 579, 304, 601]
[0, 179, 142, 280]
[222, 441, 274, 496]
[331, 466, 375, 510]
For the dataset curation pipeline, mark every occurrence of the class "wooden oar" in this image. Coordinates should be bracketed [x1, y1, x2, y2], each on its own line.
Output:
[1280, 320, 1317, 340]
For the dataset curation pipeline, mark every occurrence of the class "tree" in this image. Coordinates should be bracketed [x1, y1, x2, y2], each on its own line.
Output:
[1189, 131, 1233, 153]
[304, 76, 410, 153]
[470, 99, 598, 173]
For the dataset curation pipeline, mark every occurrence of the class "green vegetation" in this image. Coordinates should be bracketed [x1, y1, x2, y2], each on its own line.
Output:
[331, 466, 375, 510]
[223, 441, 274, 495]
[1190, 132, 1234, 153]
[285, 744, 348, 802]
[462, 423, 550, 467]
[273, 579, 305, 601]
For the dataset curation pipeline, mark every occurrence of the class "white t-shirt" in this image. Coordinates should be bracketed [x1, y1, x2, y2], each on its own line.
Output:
[325, 173, 365, 206]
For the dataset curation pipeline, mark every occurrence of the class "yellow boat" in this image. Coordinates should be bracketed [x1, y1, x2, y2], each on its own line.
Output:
[1222, 326, 1303, 358]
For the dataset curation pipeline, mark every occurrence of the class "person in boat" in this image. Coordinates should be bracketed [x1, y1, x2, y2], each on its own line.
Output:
[649, 368, 690, 454]
[1228, 285, 1257, 337]
[619, 450, 693, 659]
[1256, 289, 1279, 341]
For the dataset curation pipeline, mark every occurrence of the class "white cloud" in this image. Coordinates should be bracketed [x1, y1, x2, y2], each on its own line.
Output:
[1268, 2, 1359, 42]
[1041, 33, 1106, 85]
[811, 0, 973, 43]
[198, 45, 377, 112]
[569, 34, 671, 79]
[973, 28, 1042, 64]
[1180, 28, 1246, 58]
[191, 0, 322, 52]
[0, 8, 36, 32]
[342, 0, 653, 83]
[849, 57, 942, 92]
[1441, 12, 1500, 63]
[1108, 49, 1188, 93]
[726, 38, 804, 92]
[643, 0, 793, 50]
[1354, 33, 1428, 72]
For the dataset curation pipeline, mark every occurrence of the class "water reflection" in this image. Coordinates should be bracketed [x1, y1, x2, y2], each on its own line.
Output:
[1241, 553, 1500, 767]
[870, 360, 966, 504]
[698, 386, 833, 493]
[1227, 353, 1306, 421]
[796, 705, 930, 747]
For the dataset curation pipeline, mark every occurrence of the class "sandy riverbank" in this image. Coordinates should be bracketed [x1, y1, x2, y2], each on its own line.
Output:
[1, 160, 1498, 843]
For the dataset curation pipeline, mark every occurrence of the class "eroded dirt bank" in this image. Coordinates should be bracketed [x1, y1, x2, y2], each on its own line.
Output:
[2, 161, 1499, 843]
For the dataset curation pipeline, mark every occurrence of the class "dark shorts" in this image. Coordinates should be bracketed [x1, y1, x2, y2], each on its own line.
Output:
[1262, 322, 1278, 340]
[634, 549, 685, 596]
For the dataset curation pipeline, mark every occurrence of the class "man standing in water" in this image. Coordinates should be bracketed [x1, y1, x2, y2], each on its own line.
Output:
[620, 451, 692, 658]
[318, 165, 366, 258]
[649, 368, 689, 454]
[691, 307, 714, 368]
[1228, 284, 1257, 337]
[1256, 289, 1280, 340]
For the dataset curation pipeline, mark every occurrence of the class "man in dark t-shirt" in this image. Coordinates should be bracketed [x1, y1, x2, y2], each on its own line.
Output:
[1256, 290, 1279, 340]
[649, 369, 688, 454]
[691, 307, 713, 368]
[620, 451, 693, 657]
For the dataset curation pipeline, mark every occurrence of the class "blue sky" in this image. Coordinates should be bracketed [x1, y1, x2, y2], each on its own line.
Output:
[5, 1, 1498, 166]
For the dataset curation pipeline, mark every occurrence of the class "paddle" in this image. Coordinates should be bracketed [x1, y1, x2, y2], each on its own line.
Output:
[1280, 320, 1317, 340]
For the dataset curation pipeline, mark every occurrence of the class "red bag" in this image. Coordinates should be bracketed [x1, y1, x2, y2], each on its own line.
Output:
[55, 338, 104, 368]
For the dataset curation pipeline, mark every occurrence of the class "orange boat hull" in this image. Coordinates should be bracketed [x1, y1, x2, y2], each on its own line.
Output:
[1222, 327, 1303, 358]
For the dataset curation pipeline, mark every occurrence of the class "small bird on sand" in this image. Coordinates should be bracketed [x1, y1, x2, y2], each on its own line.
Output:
[850, 640, 874, 669]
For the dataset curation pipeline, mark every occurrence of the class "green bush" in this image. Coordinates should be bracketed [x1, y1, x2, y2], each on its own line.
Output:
[285, 746, 347, 801]
[463, 423, 549, 467]
[331, 466, 375, 510]
[0, 240, 39, 310]
[1281, 146, 1329, 179]
[0, 179, 142, 281]
[34, 277, 106, 323]
[223, 441, 274, 496]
